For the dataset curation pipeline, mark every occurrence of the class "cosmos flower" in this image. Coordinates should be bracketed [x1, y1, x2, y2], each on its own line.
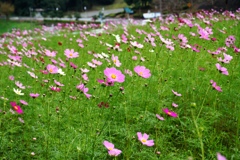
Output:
[27, 71, 38, 79]
[104, 67, 125, 83]
[163, 108, 178, 118]
[172, 90, 182, 96]
[172, 102, 178, 107]
[45, 49, 56, 57]
[103, 141, 122, 156]
[15, 81, 26, 89]
[210, 80, 222, 92]
[134, 66, 151, 78]
[47, 64, 58, 74]
[10, 102, 23, 114]
[30, 93, 40, 98]
[156, 114, 165, 121]
[216, 63, 229, 75]
[13, 88, 24, 95]
[217, 153, 227, 160]
[58, 68, 66, 76]
[76, 83, 91, 99]
[54, 80, 64, 86]
[112, 55, 121, 67]
[9, 75, 14, 81]
[137, 132, 154, 146]
[20, 100, 28, 105]
[64, 49, 79, 58]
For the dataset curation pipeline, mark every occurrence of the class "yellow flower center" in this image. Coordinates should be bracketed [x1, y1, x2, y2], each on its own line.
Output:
[139, 72, 143, 76]
[14, 106, 18, 110]
[111, 74, 116, 79]
[108, 147, 113, 150]
[69, 53, 73, 56]
[141, 139, 147, 143]
[167, 112, 171, 115]
[49, 69, 53, 73]
[113, 60, 116, 63]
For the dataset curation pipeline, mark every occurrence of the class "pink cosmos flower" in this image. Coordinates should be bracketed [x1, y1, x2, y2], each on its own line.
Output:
[92, 59, 102, 66]
[163, 108, 178, 118]
[20, 100, 28, 105]
[82, 74, 89, 81]
[217, 153, 227, 160]
[64, 49, 79, 58]
[50, 86, 61, 92]
[104, 67, 125, 83]
[15, 81, 26, 89]
[172, 102, 178, 108]
[112, 55, 121, 67]
[87, 62, 97, 68]
[80, 68, 89, 73]
[70, 62, 77, 69]
[46, 64, 58, 74]
[130, 41, 144, 48]
[137, 132, 154, 146]
[54, 80, 64, 86]
[76, 83, 91, 99]
[125, 69, 133, 76]
[210, 80, 222, 92]
[103, 140, 122, 156]
[217, 53, 233, 64]
[30, 93, 40, 98]
[45, 49, 56, 57]
[156, 114, 165, 121]
[10, 102, 23, 114]
[134, 66, 151, 78]
[97, 78, 114, 86]
[9, 75, 14, 81]
[172, 90, 182, 96]
[216, 63, 229, 75]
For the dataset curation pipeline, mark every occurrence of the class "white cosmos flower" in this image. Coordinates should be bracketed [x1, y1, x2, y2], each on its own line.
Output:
[13, 88, 24, 95]
[58, 68, 66, 76]
[101, 52, 109, 58]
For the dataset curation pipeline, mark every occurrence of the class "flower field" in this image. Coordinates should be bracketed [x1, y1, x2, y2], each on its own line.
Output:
[0, 9, 240, 159]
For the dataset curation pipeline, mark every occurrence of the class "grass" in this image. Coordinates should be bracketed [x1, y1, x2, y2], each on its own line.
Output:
[0, 20, 39, 35]
[0, 9, 240, 160]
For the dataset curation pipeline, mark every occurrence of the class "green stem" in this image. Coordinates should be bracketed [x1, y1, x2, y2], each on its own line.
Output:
[191, 109, 204, 160]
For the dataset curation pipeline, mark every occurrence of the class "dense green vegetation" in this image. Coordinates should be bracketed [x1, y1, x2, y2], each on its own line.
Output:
[0, 9, 239, 159]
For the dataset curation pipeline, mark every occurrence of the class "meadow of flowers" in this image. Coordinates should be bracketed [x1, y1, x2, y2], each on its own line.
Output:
[0, 8, 240, 159]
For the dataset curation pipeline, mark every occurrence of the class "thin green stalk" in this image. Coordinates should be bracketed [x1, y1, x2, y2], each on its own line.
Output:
[191, 109, 204, 160]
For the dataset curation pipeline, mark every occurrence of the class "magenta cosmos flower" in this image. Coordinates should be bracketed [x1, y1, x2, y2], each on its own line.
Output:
[46, 64, 58, 74]
[10, 102, 23, 114]
[163, 108, 178, 118]
[104, 67, 125, 83]
[64, 49, 79, 58]
[103, 140, 122, 156]
[134, 66, 151, 78]
[137, 132, 154, 146]
[216, 63, 229, 75]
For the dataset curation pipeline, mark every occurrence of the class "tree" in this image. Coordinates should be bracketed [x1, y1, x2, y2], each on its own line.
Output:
[0, 2, 14, 20]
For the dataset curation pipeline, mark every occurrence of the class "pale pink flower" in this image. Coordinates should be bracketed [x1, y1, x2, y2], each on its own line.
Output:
[87, 62, 97, 68]
[103, 140, 122, 156]
[134, 66, 151, 78]
[64, 49, 79, 58]
[112, 55, 121, 67]
[20, 100, 28, 105]
[210, 80, 222, 92]
[54, 80, 64, 86]
[172, 102, 178, 108]
[216, 63, 229, 75]
[82, 74, 89, 81]
[46, 64, 58, 74]
[15, 81, 26, 89]
[45, 49, 56, 57]
[130, 41, 144, 48]
[80, 68, 89, 73]
[27, 71, 38, 79]
[156, 114, 165, 121]
[30, 93, 40, 98]
[137, 132, 154, 146]
[9, 75, 14, 81]
[172, 90, 182, 96]
[124, 69, 133, 76]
